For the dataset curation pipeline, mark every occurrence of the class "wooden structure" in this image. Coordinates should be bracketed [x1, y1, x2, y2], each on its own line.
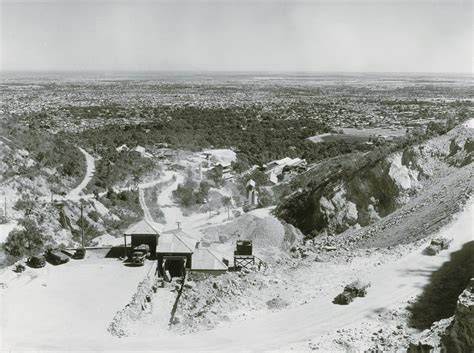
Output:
[192, 247, 228, 275]
[234, 240, 255, 270]
[156, 229, 194, 277]
[123, 219, 160, 259]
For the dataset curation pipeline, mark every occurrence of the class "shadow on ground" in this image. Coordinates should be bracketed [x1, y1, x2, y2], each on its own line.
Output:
[105, 246, 129, 258]
[407, 241, 474, 329]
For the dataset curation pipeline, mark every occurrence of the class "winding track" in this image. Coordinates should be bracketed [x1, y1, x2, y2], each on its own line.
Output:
[124, 201, 474, 351]
[65, 147, 95, 200]
[4, 201, 471, 351]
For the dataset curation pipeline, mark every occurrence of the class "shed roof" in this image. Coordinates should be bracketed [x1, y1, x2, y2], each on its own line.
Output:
[156, 229, 195, 254]
[192, 248, 228, 271]
[124, 219, 160, 236]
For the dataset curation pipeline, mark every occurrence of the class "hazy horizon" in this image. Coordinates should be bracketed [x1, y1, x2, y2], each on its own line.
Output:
[1, 0, 472, 73]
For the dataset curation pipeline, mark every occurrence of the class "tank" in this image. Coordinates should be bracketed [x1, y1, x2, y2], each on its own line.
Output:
[235, 240, 253, 256]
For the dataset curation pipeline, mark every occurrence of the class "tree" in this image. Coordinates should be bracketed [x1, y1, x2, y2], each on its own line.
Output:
[14, 195, 36, 216]
[173, 183, 195, 207]
[222, 196, 232, 220]
[198, 181, 211, 200]
[208, 165, 223, 186]
[3, 218, 44, 258]
[258, 188, 274, 208]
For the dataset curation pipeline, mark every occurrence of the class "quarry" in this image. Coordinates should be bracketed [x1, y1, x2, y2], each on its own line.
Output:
[0, 73, 473, 352]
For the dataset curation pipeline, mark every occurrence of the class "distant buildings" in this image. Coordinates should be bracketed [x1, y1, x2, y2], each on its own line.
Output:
[263, 157, 307, 184]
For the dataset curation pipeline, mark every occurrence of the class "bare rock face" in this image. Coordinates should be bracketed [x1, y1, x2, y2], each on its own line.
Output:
[441, 278, 474, 352]
[407, 318, 452, 353]
[407, 279, 474, 353]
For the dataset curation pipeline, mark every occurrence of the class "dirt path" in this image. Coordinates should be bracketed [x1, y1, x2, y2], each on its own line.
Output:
[136, 171, 178, 224]
[138, 187, 153, 223]
[125, 200, 474, 352]
[157, 171, 184, 228]
[65, 147, 95, 200]
[6, 200, 471, 351]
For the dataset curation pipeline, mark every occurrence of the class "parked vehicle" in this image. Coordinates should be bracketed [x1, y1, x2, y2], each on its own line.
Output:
[333, 291, 354, 305]
[46, 250, 70, 265]
[13, 263, 26, 273]
[424, 237, 452, 256]
[333, 280, 370, 305]
[72, 248, 86, 259]
[131, 244, 150, 266]
[27, 255, 46, 268]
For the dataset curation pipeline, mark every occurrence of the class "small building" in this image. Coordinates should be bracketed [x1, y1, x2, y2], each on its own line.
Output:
[156, 229, 194, 277]
[264, 157, 306, 177]
[123, 219, 160, 258]
[157, 229, 228, 277]
[192, 247, 228, 275]
[122, 222, 229, 278]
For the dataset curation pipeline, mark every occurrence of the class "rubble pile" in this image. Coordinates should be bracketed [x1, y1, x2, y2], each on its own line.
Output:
[171, 271, 271, 333]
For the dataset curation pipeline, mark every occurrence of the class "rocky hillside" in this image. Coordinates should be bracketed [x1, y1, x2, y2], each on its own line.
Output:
[408, 278, 474, 353]
[276, 123, 473, 237]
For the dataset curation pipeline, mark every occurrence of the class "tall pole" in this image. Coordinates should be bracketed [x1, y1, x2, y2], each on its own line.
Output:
[176, 221, 181, 229]
[4, 195, 6, 218]
[80, 203, 85, 249]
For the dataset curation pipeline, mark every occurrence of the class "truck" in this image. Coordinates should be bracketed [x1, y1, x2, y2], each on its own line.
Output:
[333, 280, 371, 305]
[424, 237, 452, 256]
[131, 244, 150, 266]
[45, 249, 70, 265]
[27, 255, 46, 268]
[72, 248, 86, 259]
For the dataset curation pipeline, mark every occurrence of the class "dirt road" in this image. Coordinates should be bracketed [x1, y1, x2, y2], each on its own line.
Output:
[65, 147, 95, 200]
[126, 200, 474, 352]
[3, 201, 470, 352]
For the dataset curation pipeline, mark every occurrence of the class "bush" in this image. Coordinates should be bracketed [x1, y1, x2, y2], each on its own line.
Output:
[172, 176, 210, 208]
[88, 210, 100, 223]
[14, 195, 36, 216]
[2, 218, 44, 259]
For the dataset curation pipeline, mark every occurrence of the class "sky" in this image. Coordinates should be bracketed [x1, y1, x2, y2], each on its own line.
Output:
[0, 0, 472, 73]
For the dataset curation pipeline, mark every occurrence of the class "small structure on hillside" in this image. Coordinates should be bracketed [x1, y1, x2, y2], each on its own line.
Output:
[192, 246, 228, 274]
[234, 240, 255, 270]
[246, 179, 258, 206]
[157, 229, 229, 278]
[123, 219, 160, 259]
[156, 229, 194, 278]
[264, 157, 306, 183]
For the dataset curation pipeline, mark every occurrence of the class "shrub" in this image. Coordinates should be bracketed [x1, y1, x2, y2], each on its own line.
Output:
[2, 218, 44, 258]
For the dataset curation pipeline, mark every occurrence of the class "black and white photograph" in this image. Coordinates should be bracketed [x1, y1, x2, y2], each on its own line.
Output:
[0, 0, 472, 351]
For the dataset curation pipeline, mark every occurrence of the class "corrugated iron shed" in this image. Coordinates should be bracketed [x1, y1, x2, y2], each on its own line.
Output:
[124, 219, 161, 235]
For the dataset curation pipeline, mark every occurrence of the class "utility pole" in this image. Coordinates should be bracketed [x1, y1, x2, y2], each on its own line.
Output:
[80, 203, 85, 249]
[176, 221, 181, 230]
[4, 194, 6, 218]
